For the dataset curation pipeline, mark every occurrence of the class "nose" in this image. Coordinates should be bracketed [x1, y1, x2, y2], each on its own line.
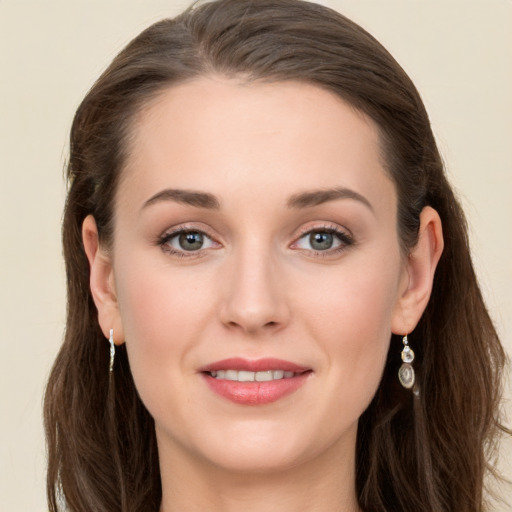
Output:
[218, 244, 290, 335]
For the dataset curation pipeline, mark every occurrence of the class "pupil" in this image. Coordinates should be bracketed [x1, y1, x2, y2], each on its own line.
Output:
[179, 231, 203, 251]
[310, 231, 333, 250]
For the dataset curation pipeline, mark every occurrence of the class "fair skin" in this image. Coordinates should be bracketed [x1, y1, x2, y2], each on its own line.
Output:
[83, 78, 443, 512]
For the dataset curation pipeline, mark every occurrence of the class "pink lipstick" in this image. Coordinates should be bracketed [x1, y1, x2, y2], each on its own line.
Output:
[199, 358, 312, 405]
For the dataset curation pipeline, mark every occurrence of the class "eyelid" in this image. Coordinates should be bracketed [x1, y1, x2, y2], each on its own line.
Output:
[293, 221, 353, 241]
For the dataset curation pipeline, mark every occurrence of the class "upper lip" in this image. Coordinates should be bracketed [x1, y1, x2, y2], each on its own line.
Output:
[199, 357, 310, 373]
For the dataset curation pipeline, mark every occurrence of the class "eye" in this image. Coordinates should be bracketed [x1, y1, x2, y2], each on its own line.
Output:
[293, 227, 353, 254]
[160, 229, 217, 254]
[306, 231, 337, 251]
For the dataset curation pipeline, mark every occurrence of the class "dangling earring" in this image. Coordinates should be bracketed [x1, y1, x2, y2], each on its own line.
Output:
[109, 328, 115, 373]
[398, 334, 415, 389]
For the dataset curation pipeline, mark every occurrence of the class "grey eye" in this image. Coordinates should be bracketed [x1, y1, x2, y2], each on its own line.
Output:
[294, 228, 348, 253]
[309, 231, 334, 250]
[178, 231, 204, 251]
[163, 230, 216, 253]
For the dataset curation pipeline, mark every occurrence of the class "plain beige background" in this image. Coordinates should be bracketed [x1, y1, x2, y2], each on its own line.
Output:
[1, 1, 510, 510]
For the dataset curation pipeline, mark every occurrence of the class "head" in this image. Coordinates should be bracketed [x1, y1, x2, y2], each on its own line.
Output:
[45, 1, 506, 511]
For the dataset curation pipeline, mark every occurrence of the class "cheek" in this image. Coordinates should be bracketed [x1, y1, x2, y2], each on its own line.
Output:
[295, 249, 402, 400]
[115, 248, 213, 343]
[113, 259, 208, 412]
[298, 247, 401, 336]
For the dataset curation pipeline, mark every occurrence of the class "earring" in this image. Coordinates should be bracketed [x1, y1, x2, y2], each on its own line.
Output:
[398, 334, 415, 389]
[109, 328, 115, 372]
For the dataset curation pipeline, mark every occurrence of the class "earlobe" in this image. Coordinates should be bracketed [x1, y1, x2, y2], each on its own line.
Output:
[82, 215, 124, 343]
[391, 206, 444, 334]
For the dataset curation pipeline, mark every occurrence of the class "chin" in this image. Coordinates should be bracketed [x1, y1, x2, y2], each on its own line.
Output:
[179, 417, 354, 476]
[204, 442, 310, 475]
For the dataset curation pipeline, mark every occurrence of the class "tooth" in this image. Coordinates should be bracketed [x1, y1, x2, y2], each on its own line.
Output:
[212, 369, 295, 381]
[238, 370, 255, 382]
[255, 370, 273, 382]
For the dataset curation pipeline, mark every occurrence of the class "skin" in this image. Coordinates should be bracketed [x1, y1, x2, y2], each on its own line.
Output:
[83, 78, 443, 512]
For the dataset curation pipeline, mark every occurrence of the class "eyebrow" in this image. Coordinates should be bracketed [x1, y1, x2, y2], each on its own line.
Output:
[287, 187, 374, 212]
[142, 188, 220, 210]
[142, 186, 373, 213]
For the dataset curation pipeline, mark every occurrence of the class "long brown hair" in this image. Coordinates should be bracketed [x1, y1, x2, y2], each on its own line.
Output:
[44, 1, 508, 510]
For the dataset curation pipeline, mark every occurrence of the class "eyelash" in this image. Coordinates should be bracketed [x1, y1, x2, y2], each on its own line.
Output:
[157, 225, 218, 258]
[157, 223, 354, 258]
[292, 224, 354, 257]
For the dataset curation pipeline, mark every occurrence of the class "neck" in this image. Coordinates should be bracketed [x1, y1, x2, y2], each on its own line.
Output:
[158, 432, 361, 512]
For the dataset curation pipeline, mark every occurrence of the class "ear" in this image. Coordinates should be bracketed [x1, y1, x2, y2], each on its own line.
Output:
[391, 206, 444, 335]
[82, 215, 124, 345]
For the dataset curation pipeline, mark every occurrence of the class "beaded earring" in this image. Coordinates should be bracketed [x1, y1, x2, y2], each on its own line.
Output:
[398, 334, 415, 389]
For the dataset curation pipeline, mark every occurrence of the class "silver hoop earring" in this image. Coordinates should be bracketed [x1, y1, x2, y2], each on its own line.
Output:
[109, 328, 115, 373]
[398, 334, 415, 389]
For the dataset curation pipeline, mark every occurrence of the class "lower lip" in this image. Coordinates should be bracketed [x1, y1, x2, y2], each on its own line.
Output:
[202, 372, 311, 405]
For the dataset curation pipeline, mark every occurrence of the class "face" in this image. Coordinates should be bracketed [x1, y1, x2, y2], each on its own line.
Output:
[109, 78, 409, 473]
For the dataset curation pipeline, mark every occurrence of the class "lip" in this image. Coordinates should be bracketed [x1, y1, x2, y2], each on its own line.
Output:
[199, 358, 312, 405]
[199, 357, 309, 373]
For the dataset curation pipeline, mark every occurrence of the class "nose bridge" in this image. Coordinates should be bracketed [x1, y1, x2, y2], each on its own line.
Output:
[219, 234, 289, 333]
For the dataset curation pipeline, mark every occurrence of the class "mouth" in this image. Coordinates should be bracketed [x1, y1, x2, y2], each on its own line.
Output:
[199, 358, 312, 405]
[208, 369, 302, 381]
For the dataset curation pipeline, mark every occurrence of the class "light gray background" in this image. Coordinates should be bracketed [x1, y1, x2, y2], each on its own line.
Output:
[1, 1, 510, 509]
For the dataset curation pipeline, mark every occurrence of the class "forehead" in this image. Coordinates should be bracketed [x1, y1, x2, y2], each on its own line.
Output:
[120, 77, 394, 212]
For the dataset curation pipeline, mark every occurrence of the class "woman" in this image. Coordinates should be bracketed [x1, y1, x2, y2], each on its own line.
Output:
[44, 0, 508, 510]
